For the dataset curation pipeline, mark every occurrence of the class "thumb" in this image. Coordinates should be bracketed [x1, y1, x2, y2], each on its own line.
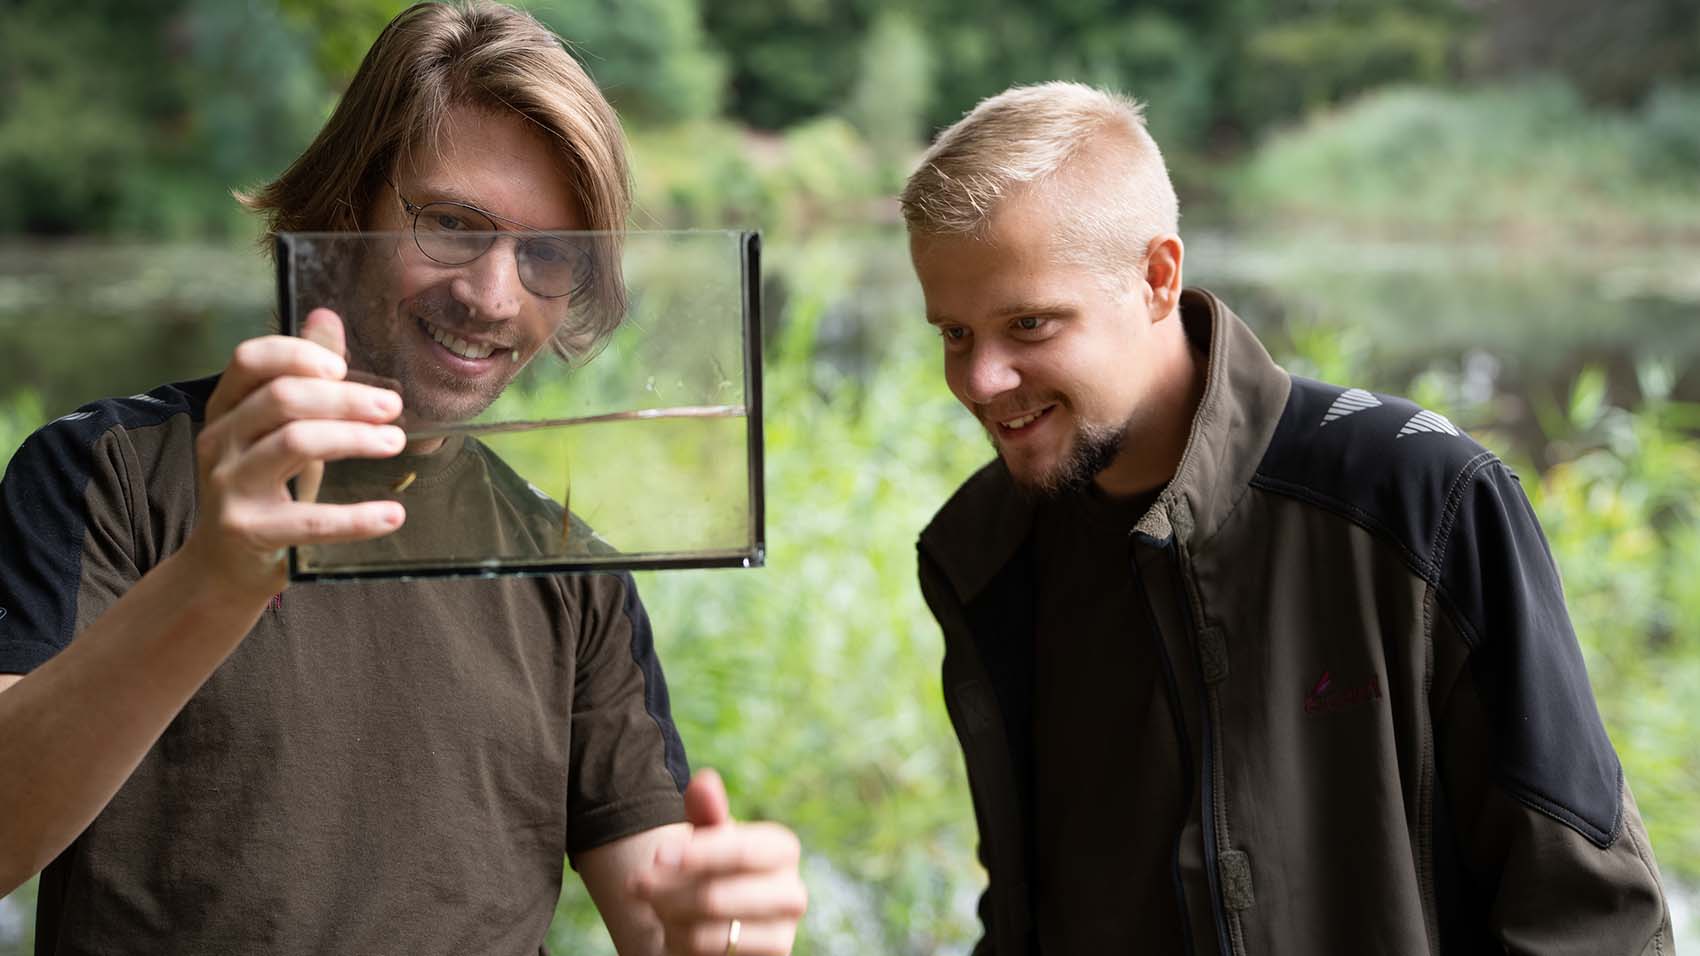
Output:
[684, 768, 732, 829]
[300, 307, 348, 364]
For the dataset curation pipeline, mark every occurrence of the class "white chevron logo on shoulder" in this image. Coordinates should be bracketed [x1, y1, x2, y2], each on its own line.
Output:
[1397, 409, 1460, 438]
[1321, 388, 1381, 425]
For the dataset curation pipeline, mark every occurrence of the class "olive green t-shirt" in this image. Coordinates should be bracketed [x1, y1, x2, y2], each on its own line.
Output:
[0, 378, 689, 955]
[1031, 485, 1186, 953]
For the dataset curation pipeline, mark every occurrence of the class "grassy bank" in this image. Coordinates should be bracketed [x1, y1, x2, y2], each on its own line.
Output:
[1230, 80, 1700, 241]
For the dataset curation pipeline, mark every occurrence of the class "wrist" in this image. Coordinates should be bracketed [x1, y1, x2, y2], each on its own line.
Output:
[172, 532, 289, 610]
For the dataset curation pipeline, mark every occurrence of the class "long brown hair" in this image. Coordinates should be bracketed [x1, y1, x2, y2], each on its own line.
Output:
[241, 0, 629, 358]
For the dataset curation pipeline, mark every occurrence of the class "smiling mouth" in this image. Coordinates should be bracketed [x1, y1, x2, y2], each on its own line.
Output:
[997, 405, 1055, 431]
[417, 315, 517, 363]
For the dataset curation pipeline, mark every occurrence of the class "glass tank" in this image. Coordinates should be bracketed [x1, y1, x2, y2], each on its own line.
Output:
[274, 229, 764, 580]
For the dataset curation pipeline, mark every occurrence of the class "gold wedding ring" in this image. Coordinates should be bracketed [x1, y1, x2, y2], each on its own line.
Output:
[725, 917, 741, 956]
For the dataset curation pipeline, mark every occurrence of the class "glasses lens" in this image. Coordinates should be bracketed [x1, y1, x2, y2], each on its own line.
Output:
[413, 202, 495, 265]
[517, 236, 589, 299]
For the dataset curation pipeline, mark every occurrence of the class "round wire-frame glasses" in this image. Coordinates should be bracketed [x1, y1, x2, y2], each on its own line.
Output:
[390, 181, 588, 300]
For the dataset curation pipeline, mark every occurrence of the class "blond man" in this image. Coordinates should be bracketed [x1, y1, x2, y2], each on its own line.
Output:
[906, 81, 1671, 954]
[0, 4, 802, 954]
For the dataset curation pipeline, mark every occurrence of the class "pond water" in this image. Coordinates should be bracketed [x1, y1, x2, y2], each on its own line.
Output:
[3, 233, 1697, 442]
[777, 229, 1700, 463]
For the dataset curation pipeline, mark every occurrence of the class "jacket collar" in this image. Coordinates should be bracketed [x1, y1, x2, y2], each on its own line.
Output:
[1135, 288, 1291, 547]
[918, 288, 1291, 606]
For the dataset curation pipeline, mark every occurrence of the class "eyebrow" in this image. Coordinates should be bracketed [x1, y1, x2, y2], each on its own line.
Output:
[995, 302, 1076, 319]
[406, 181, 544, 232]
[927, 302, 1077, 325]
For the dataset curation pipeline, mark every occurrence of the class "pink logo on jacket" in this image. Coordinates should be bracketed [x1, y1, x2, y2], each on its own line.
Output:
[1304, 669, 1383, 715]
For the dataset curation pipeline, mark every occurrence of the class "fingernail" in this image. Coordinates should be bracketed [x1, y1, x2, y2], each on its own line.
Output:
[382, 426, 407, 450]
[371, 391, 400, 417]
[322, 356, 348, 378]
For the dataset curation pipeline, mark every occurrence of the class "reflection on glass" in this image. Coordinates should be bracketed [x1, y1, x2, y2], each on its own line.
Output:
[278, 229, 763, 579]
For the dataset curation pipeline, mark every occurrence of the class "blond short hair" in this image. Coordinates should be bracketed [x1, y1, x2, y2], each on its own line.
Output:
[241, 0, 629, 357]
[901, 82, 1179, 276]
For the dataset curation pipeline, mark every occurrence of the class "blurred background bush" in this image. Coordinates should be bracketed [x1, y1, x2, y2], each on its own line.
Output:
[1, 0, 1696, 951]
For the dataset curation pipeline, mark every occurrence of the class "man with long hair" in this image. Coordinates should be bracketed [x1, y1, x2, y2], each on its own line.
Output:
[0, 4, 804, 954]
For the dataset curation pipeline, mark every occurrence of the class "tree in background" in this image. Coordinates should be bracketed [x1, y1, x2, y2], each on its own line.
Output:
[693, 0, 1474, 156]
[0, 0, 326, 236]
[1483, 0, 1700, 107]
[0, 0, 162, 234]
[278, 0, 727, 125]
[2, 0, 1695, 235]
[276, 0, 400, 86]
[700, 0, 881, 131]
[847, 10, 932, 186]
[529, 0, 726, 125]
[1239, 4, 1462, 130]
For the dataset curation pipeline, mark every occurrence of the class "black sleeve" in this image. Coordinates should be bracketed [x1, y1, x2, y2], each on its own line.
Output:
[0, 413, 140, 674]
[1437, 460, 1618, 843]
[563, 570, 689, 863]
[1434, 460, 1673, 952]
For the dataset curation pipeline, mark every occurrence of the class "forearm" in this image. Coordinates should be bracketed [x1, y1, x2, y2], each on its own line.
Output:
[579, 823, 688, 955]
[0, 542, 273, 894]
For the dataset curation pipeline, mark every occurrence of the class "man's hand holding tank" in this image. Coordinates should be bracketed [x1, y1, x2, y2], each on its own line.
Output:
[181, 307, 407, 600]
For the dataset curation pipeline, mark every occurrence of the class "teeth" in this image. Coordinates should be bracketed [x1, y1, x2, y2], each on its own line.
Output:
[1002, 410, 1043, 430]
[422, 319, 495, 360]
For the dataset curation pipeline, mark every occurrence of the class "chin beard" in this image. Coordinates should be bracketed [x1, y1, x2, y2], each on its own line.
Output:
[1001, 418, 1127, 498]
[345, 318, 511, 427]
[407, 369, 505, 424]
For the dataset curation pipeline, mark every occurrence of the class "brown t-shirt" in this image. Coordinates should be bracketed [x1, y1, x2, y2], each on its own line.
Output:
[0, 378, 688, 955]
[1031, 485, 1186, 954]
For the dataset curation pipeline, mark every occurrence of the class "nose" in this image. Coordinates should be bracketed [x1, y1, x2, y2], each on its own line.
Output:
[955, 340, 1021, 406]
[450, 237, 525, 322]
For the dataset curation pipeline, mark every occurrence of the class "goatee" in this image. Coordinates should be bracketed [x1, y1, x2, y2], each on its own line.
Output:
[998, 419, 1126, 499]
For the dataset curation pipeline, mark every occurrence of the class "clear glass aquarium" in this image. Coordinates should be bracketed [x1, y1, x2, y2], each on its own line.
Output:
[275, 229, 764, 579]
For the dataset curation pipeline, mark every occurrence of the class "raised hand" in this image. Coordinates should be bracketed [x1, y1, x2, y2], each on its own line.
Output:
[182, 308, 408, 598]
[630, 769, 808, 956]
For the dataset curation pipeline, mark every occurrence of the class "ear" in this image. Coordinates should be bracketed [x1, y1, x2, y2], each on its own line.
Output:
[1142, 234, 1185, 323]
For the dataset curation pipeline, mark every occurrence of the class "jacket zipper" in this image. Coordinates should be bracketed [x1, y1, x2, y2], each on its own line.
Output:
[1129, 533, 1202, 956]
[1165, 539, 1236, 956]
[1132, 533, 1234, 956]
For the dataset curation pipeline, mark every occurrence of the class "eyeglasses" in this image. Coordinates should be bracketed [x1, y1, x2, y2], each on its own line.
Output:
[390, 180, 589, 300]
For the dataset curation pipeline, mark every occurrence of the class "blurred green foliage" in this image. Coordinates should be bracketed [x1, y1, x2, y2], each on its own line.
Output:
[568, 297, 991, 953]
[4, 0, 1697, 238]
[0, 393, 44, 477]
[1242, 7, 1457, 119]
[535, 0, 727, 124]
[2, 0, 1698, 950]
[0, 0, 327, 237]
[1233, 80, 1700, 239]
[626, 119, 885, 232]
[1482, 0, 1700, 107]
[276, 0, 407, 86]
[847, 11, 933, 187]
[3, 233, 1700, 945]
